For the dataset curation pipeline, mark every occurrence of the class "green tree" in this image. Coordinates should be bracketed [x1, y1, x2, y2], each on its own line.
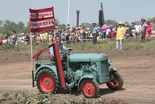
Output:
[80, 22, 93, 32]
[55, 18, 60, 26]
[17, 21, 25, 32]
[58, 23, 66, 30]
[124, 22, 130, 25]
[4, 20, 17, 33]
[105, 20, 117, 26]
[0, 20, 3, 27]
[22, 22, 30, 33]
[148, 17, 155, 22]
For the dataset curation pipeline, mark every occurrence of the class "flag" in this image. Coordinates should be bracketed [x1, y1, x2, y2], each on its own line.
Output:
[29, 7, 55, 32]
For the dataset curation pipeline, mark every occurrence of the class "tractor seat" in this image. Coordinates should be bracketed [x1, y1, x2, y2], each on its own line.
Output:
[47, 50, 54, 61]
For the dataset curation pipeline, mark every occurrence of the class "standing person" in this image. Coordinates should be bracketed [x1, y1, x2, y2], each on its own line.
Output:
[135, 22, 142, 37]
[0, 37, 2, 45]
[11, 31, 17, 45]
[116, 22, 125, 51]
[48, 31, 53, 45]
[151, 20, 155, 37]
[79, 26, 86, 41]
[146, 21, 152, 37]
[42, 31, 48, 43]
[105, 28, 111, 39]
[74, 27, 80, 43]
[92, 23, 98, 44]
[141, 19, 146, 40]
[129, 22, 136, 37]
[36, 33, 41, 44]
[124, 25, 130, 38]
[2, 36, 8, 45]
[24, 33, 30, 45]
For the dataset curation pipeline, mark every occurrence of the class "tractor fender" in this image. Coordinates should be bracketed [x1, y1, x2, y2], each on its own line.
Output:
[34, 65, 58, 80]
[77, 75, 94, 90]
[109, 67, 118, 72]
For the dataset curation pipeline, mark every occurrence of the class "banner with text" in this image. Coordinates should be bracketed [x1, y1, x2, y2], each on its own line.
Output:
[29, 7, 55, 32]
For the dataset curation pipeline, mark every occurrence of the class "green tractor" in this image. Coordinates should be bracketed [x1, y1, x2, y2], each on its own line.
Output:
[32, 43, 123, 98]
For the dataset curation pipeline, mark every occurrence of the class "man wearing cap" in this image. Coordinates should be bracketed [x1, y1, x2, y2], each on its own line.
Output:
[116, 22, 125, 51]
[141, 19, 146, 40]
[92, 23, 98, 44]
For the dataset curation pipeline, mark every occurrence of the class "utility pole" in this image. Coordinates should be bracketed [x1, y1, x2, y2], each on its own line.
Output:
[76, 10, 80, 27]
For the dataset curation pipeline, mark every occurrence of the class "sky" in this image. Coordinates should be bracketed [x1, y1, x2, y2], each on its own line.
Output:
[0, 0, 155, 26]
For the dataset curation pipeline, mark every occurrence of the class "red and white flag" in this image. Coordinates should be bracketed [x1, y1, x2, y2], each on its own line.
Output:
[29, 7, 55, 32]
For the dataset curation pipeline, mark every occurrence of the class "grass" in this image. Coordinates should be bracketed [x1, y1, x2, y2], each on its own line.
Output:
[0, 37, 155, 56]
[68, 37, 155, 52]
[0, 92, 127, 104]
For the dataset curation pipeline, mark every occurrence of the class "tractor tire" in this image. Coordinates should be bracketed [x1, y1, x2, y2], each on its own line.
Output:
[36, 68, 59, 94]
[107, 72, 123, 90]
[80, 79, 99, 98]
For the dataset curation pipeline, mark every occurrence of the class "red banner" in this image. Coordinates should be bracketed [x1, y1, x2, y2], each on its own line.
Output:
[29, 7, 55, 32]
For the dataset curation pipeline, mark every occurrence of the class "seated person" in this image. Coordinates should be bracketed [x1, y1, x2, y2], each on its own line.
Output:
[49, 36, 72, 60]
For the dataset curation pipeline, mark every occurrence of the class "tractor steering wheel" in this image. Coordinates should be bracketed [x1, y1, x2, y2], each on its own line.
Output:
[61, 48, 73, 59]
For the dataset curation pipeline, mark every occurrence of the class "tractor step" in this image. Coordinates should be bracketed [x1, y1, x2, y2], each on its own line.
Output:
[58, 88, 70, 93]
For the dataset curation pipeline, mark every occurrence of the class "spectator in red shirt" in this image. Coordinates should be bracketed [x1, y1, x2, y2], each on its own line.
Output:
[146, 21, 152, 37]
[0, 37, 2, 45]
[110, 29, 115, 38]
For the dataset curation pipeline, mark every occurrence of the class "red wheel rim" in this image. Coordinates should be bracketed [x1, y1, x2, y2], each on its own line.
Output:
[108, 74, 119, 87]
[82, 81, 95, 97]
[40, 74, 54, 93]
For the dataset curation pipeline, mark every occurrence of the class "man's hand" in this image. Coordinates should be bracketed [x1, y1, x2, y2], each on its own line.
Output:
[67, 47, 73, 51]
[69, 48, 73, 50]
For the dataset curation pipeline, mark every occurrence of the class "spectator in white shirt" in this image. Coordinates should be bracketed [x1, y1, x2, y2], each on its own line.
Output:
[135, 22, 142, 37]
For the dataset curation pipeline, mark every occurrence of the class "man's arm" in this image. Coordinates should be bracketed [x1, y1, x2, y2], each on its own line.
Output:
[50, 47, 54, 57]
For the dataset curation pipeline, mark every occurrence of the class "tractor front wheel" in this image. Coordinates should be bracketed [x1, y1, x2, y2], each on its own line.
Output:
[81, 79, 99, 98]
[107, 72, 123, 90]
[36, 68, 59, 94]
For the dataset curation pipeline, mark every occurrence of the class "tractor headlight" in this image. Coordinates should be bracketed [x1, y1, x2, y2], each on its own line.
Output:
[92, 62, 97, 70]
[108, 60, 112, 66]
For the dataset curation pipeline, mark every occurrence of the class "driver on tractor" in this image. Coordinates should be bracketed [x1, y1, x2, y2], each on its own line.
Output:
[49, 36, 72, 60]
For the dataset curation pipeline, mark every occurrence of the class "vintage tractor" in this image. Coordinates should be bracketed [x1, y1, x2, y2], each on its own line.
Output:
[32, 43, 123, 98]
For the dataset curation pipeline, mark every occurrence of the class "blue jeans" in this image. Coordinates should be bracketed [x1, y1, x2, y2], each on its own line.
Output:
[80, 35, 84, 40]
[117, 40, 123, 50]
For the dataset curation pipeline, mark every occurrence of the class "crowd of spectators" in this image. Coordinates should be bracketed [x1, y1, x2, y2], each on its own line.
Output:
[0, 31, 31, 46]
[1, 19, 155, 46]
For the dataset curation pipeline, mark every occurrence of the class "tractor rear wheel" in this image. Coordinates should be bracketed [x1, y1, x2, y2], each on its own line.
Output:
[107, 72, 123, 90]
[81, 79, 99, 98]
[36, 68, 59, 94]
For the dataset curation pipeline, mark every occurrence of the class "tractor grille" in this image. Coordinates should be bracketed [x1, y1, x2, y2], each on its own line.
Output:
[97, 60, 109, 83]
[101, 60, 109, 74]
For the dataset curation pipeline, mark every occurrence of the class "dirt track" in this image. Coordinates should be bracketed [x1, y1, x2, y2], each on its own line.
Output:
[0, 50, 155, 104]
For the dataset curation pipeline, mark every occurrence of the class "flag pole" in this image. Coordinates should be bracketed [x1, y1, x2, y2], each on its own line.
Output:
[30, 32, 34, 87]
[30, 32, 33, 70]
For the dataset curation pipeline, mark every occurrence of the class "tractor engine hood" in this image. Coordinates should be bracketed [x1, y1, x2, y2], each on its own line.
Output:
[69, 53, 108, 62]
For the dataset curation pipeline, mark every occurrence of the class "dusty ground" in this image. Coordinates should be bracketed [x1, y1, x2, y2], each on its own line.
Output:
[0, 50, 155, 104]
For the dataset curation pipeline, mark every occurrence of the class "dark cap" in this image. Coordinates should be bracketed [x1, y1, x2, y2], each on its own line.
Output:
[141, 19, 146, 22]
[13, 31, 16, 34]
[92, 23, 96, 25]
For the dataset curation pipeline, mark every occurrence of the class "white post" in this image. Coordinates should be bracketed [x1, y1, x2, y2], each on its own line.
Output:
[67, 0, 71, 27]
